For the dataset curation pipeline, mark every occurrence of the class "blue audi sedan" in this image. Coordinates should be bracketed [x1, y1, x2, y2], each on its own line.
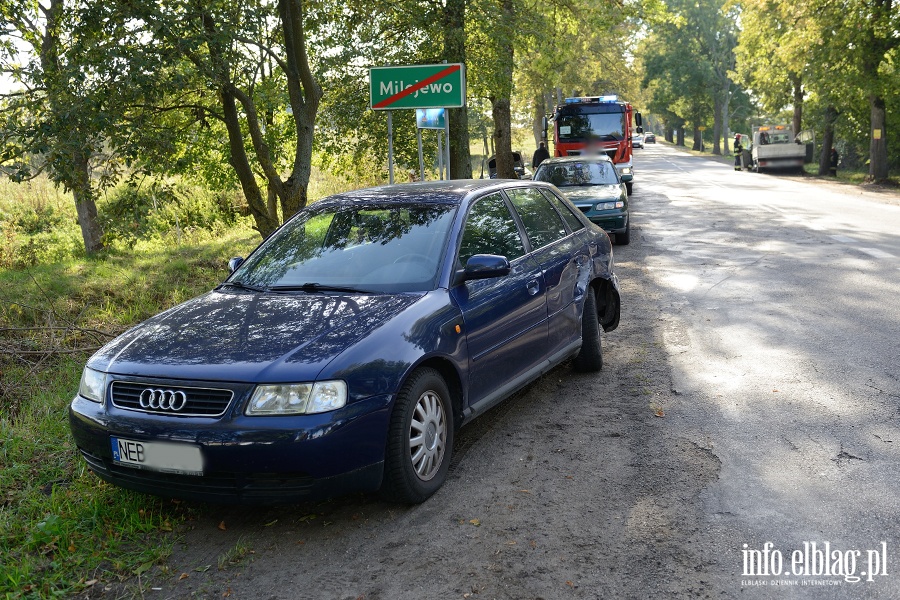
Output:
[69, 180, 620, 505]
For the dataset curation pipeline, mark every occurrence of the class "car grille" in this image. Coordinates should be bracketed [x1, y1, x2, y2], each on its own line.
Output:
[577, 206, 591, 213]
[111, 381, 234, 417]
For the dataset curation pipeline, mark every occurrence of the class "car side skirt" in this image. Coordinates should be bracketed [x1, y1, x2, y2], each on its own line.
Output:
[461, 340, 581, 425]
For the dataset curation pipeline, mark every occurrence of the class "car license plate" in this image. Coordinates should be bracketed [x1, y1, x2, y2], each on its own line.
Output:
[111, 437, 204, 476]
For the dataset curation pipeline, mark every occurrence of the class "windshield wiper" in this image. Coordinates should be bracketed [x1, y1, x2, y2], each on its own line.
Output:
[269, 282, 372, 294]
[217, 281, 270, 293]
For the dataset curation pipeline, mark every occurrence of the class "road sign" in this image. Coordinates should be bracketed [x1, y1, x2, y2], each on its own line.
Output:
[416, 108, 446, 129]
[370, 64, 466, 110]
[698, 126, 707, 131]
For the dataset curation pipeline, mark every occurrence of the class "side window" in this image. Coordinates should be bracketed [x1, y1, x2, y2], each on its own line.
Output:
[541, 189, 585, 233]
[506, 187, 569, 250]
[458, 193, 526, 265]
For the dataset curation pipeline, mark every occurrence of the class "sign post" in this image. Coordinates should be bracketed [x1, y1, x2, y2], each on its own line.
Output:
[370, 64, 465, 181]
[416, 109, 448, 180]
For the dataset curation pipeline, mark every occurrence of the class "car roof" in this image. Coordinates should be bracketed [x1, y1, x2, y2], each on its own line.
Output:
[311, 179, 557, 209]
[537, 155, 615, 166]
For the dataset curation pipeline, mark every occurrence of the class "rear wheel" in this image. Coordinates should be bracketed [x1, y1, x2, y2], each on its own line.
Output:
[381, 368, 454, 504]
[573, 287, 603, 372]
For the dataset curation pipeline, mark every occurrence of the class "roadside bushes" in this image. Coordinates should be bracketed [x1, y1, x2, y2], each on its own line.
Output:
[99, 179, 247, 247]
[0, 177, 250, 268]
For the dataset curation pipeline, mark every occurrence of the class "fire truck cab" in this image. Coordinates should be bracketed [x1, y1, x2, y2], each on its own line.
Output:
[546, 95, 641, 195]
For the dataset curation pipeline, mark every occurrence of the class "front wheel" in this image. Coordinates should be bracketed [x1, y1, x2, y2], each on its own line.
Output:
[625, 182, 633, 195]
[616, 222, 631, 246]
[382, 368, 454, 504]
[573, 287, 603, 372]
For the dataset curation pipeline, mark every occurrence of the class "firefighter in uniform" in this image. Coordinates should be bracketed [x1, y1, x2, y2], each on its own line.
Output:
[733, 133, 743, 171]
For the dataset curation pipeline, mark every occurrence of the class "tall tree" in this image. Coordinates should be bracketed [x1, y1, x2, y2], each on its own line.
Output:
[1, 0, 108, 253]
[117, 0, 322, 237]
[640, 16, 717, 150]
[735, 0, 899, 181]
[444, 0, 473, 179]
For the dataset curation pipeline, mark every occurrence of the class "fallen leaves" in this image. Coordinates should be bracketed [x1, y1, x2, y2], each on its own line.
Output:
[217, 521, 227, 531]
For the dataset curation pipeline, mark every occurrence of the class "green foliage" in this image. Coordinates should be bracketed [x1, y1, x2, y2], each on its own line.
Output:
[733, 0, 900, 177]
[99, 179, 245, 246]
[0, 175, 254, 270]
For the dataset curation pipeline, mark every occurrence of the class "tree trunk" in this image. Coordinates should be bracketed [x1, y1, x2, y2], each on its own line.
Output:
[267, 182, 279, 224]
[491, 98, 516, 178]
[692, 127, 702, 151]
[868, 95, 888, 182]
[221, 87, 279, 237]
[722, 84, 732, 155]
[280, 0, 322, 217]
[818, 105, 838, 176]
[712, 95, 723, 155]
[490, 0, 516, 179]
[72, 151, 104, 254]
[444, 0, 472, 179]
[791, 73, 803, 141]
[532, 93, 546, 148]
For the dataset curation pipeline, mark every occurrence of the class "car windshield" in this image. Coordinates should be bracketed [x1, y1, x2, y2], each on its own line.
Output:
[534, 162, 620, 187]
[557, 111, 626, 142]
[229, 203, 458, 293]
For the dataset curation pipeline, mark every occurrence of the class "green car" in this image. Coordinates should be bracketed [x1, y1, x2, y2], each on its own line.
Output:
[533, 155, 631, 245]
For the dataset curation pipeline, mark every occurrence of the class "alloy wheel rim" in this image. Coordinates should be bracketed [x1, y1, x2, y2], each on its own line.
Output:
[409, 390, 447, 481]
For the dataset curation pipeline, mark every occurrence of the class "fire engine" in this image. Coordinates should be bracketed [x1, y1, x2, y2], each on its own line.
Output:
[546, 95, 642, 194]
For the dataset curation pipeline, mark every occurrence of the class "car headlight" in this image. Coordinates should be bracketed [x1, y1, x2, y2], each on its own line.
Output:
[596, 201, 625, 211]
[79, 367, 107, 403]
[619, 167, 632, 175]
[246, 381, 348, 416]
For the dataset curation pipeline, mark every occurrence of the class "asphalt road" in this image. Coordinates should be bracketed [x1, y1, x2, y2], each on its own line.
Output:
[634, 143, 900, 598]
[130, 145, 900, 600]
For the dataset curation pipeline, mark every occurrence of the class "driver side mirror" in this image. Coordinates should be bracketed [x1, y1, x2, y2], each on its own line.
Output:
[453, 254, 511, 286]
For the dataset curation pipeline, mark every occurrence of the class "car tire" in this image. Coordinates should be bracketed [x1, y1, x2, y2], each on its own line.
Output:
[381, 368, 454, 504]
[573, 287, 603, 372]
[617, 223, 631, 246]
[625, 182, 633, 195]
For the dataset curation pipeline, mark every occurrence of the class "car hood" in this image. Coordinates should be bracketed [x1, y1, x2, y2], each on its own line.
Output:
[89, 290, 421, 382]
[561, 185, 623, 203]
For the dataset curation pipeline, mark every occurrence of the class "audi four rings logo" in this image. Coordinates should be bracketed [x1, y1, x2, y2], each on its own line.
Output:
[139, 388, 188, 411]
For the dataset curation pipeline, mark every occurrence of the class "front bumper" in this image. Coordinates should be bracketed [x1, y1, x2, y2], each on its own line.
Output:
[576, 207, 628, 235]
[69, 391, 392, 505]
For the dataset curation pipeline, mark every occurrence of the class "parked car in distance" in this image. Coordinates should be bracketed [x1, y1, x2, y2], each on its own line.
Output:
[632, 133, 644, 149]
[643, 132, 656, 143]
[69, 180, 621, 505]
[533, 155, 631, 245]
[487, 151, 532, 179]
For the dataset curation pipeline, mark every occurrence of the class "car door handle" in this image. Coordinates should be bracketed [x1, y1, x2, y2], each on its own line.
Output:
[526, 279, 541, 296]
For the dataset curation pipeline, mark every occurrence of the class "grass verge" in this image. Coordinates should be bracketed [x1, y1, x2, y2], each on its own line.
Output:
[0, 229, 260, 598]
